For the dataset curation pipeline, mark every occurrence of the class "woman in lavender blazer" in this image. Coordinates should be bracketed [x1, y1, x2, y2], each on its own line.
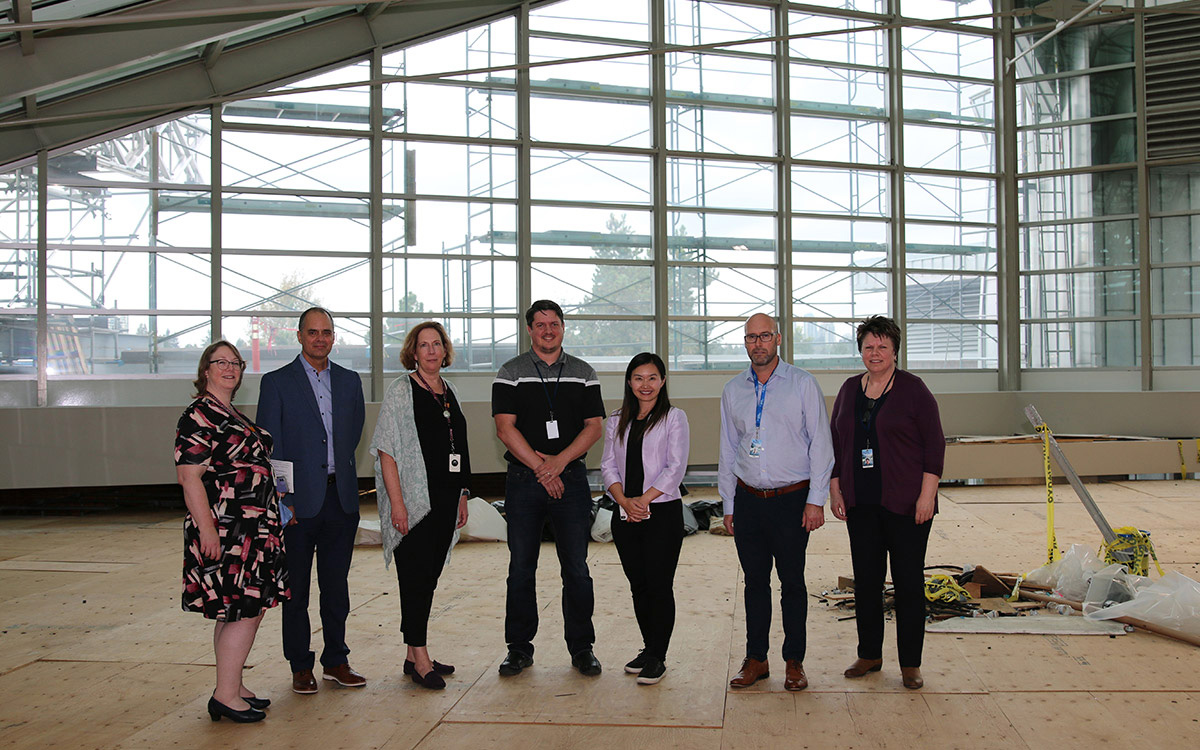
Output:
[600, 352, 690, 686]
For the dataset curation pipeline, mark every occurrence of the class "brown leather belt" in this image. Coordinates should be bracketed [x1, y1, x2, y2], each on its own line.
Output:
[737, 478, 810, 498]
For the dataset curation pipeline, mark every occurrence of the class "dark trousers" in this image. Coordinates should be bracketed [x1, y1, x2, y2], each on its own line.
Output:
[733, 484, 810, 662]
[282, 481, 359, 672]
[393, 485, 458, 647]
[503, 462, 594, 657]
[846, 504, 932, 668]
[611, 499, 684, 662]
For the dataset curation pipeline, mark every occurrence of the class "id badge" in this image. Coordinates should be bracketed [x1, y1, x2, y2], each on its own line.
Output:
[748, 438, 763, 458]
[861, 448, 875, 469]
[448, 453, 462, 473]
[546, 419, 560, 440]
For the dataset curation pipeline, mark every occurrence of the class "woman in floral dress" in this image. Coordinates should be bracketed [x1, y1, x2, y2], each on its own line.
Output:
[175, 340, 289, 723]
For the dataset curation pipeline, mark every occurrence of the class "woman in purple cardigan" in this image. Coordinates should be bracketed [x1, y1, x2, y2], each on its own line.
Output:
[829, 316, 944, 690]
[600, 352, 690, 687]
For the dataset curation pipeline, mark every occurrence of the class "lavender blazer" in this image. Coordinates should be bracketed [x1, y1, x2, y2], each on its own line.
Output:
[600, 406, 690, 502]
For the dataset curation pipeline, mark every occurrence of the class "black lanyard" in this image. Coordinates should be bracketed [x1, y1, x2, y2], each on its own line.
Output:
[532, 352, 564, 421]
[414, 370, 456, 453]
[861, 368, 896, 449]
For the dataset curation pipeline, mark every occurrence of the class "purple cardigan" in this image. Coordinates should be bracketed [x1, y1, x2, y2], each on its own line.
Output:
[830, 369, 945, 517]
[600, 406, 690, 502]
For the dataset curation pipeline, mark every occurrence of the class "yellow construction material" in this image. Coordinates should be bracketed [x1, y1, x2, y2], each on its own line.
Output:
[1035, 422, 1061, 564]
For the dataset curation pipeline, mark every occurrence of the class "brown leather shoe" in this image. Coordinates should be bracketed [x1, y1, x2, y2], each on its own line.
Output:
[901, 667, 924, 690]
[844, 657, 883, 678]
[784, 660, 808, 691]
[729, 657, 769, 688]
[292, 669, 318, 694]
[322, 663, 367, 688]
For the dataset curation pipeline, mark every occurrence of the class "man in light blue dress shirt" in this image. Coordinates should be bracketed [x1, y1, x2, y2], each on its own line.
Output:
[719, 312, 834, 692]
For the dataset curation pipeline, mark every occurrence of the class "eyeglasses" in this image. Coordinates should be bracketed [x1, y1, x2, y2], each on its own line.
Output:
[744, 332, 778, 344]
[209, 358, 246, 370]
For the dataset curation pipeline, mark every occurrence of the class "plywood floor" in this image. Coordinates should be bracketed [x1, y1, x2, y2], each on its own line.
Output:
[2, 480, 1199, 749]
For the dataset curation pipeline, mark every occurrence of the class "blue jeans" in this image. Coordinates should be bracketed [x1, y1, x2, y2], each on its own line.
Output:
[733, 484, 810, 662]
[504, 461, 595, 657]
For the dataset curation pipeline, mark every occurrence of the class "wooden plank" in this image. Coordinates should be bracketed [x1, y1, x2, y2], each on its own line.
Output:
[925, 616, 1127, 636]
[996, 692, 1199, 750]
[0, 560, 139, 573]
[421, 724, 722, 750]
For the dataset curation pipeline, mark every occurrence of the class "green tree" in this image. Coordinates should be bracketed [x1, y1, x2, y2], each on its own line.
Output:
[569, 213, 654, 356]
[253, 272, 322, 348]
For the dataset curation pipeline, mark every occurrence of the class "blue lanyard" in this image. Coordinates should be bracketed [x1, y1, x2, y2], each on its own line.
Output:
[753, 369, 773, 432]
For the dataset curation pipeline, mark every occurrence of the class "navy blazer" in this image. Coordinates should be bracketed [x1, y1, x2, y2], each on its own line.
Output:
[256, 355, 365, 519]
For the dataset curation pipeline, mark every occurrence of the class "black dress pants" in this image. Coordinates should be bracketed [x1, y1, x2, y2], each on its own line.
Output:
[393, 485, 459, 647]
[611, 499, 684, 662]
[846, 504, 932, 668]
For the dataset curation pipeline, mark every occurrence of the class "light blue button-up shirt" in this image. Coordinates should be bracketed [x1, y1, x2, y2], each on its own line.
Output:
[301, 357, 336, 474]
[718, 359, 834, 515]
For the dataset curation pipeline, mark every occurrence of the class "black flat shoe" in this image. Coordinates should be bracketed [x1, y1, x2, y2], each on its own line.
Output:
[207, 696, 266, 723]
[571, 649, 602, 677]
[411, 669, 446, 690]
[403, 659, 454, 676]
[243, 696, 270, 710]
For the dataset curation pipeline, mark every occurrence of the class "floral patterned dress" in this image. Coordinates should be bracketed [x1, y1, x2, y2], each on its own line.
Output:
[175, 394, 290, 621]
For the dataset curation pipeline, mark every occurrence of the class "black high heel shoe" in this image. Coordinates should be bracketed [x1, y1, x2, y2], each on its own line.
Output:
[243, 696, 270, 710]
[403, 659, 454, 676]
[207, 696, 266, 723]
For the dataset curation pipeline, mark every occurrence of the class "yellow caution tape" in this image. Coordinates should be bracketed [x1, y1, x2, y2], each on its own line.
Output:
[1179, 440, 1188, 480]
[924, 573, 972, 603]
[1006, 574, 1024, 603]
[1100, 526, 1165, 577]
[1035, 422, 1061, 564]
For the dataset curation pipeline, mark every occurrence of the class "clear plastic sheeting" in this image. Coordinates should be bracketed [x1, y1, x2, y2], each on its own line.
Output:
[1025, 544, 1106, 601]
[1082, 563, 1150, 617]
[1084, 571, 1200, 639]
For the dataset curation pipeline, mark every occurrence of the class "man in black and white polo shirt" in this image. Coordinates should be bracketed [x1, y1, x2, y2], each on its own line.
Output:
[492, 300, 606, 677]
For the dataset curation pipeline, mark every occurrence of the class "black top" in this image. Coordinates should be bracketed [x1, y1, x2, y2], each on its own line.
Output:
[491, 349, 605, 463]
[411, 378, 472, 495]
[622, 417, 649, 498]
[852, 385, 887, 506]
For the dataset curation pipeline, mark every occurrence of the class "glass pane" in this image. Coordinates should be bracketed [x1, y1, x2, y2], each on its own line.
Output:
[1017, 69, 1135, 127]
[226, 64, 371, 131]
[1022, 320, 1139, 368]
[383, 201, 517, 257]
[222, 132, 368, 192]
[46, 249, 210, 310]
[0, 314, 37, 381]
[904, 173, 995, 223]
[666, 0, 773, 47]
[530, 0, 650, 40]
[531, 207, 652, 260]
[383, 316, 519, 372]
[534, 96, 650, 148]
[794, 320, 861, 369]
[792, 116, 888, 165]
[903, 29, 993, 80]
[1019, 119, 1137, 172]
[382, 82, 516, 138]
[1150, 215, 1200, 265]
[904, 124, 995, 173]
[1151, 268, 1200, 315]
[222, 315, 371, 374]
[1021, 219, 1137, 270]
[1149, 164, 1200, 213]
[384, 142, 516, 198]
[791, 0, 885, 12]
[674, 265, 774, 317]
[51, 114, 212, 185]
[669, 158, 774, 210]
[222, 195, 369, 253]
[531, 38, 649, 89]
[902, 0, 996, 29]
[668, 106, 774, 157]
[793, 269, 888, 319]
[669, 212, 776, 265]
[383, 258, 517, 315]
[792, 167, 888, 216]
[384, 19, 515, 78]
[1012, 20, 1133, 77]
[46, 314, 212, 376]
[1153, 318, 1200, 367]
[1017, 170, 1137, 223]
[46, 189, 211, 249]
[792, 216, 889, 267]
[666, 52, 774, 102]
[789, 13, 887, 65]
[667, 319, 758, 371]
[532, 261, 654, 316]
[1021, 271, 1139, 319]
[532, 150, 651, 204]
[791, 63, 887, 115]
[904, 76, 994, 126]
[906, 223, 997, 272]
[223, 254, 369, 317]
[906, 273, 997, 320]
[906, 322, 998, 368]
[565, 319, 654, 369]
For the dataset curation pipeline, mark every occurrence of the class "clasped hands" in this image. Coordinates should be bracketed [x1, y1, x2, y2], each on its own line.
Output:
[612, 491, 651, 523]
[533, 451, 567, 498]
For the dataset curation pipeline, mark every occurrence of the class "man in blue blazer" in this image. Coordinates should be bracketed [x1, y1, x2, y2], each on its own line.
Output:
[257, 307, 367, 695]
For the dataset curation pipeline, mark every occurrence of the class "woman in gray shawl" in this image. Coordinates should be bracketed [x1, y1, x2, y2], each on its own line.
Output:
[371, 321, 471, 690]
